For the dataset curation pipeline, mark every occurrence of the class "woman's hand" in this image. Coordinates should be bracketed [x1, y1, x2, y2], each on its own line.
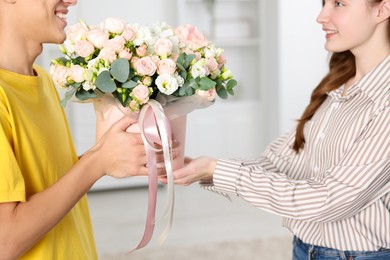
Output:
[159, 156, 217, 186]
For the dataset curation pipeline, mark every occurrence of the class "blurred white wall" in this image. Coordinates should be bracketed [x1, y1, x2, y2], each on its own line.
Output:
[277, 0, 329, 134]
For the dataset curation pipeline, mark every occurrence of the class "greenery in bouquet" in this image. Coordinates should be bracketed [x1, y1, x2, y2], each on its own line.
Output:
[50, 18, 237, 111]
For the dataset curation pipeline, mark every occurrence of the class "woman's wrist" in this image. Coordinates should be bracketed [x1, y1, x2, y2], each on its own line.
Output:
[200, 156, 217, 182]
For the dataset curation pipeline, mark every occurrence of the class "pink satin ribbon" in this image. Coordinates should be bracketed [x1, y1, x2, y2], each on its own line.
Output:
[128, 100, 175, 253]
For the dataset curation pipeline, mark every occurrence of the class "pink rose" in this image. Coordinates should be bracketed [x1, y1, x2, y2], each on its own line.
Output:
[170, 53, 179, 62]
[66, 23, 87, 42]
[157, 58, 176, 75]
[74, 40, 95, 58]
[119, 49, 132, 60]
[130, 56, 139, 67]
[206, 57, 218, 72]
[98, 47, 117, 64]
[131, 84, 150, 104]
[154, 38, 173, 57]
[142, 76, 152, 86]
[197, 88, 216, 101]
[134, 57, 157, 76]
[51, 64, 69, 88]
[86, 29, 109, 48]
[184, 49, 201, 61]
[129, 99, 139, 111]
[175, 24, 208, 50]
[70, 65, 85, 83]
[122, 25, 136, 41]
[217, 55, 227, 69]
[136, 44, 147, 57]
[104, 35, 125, 54]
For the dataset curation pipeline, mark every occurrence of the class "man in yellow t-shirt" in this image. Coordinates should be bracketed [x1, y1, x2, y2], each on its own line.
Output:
[0, 0, 148, 259]
[0, 65, 97, 259]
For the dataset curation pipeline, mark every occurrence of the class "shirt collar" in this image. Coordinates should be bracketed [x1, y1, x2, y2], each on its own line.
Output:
[328, 54, 390, 102]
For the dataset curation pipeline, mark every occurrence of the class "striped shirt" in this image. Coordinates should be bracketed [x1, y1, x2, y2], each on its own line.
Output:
[201, 55, 390, 251]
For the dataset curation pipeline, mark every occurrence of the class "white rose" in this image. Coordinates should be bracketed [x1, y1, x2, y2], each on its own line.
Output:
[174, 73, 184, 87]
[155, 73, 179, 95]
[82, 81, 96, 91]
[190, 59, 207, 78]
[102, 17, 125, 34]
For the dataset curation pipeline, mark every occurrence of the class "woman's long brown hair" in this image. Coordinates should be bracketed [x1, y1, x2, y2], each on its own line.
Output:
[292, 0, 389, 153]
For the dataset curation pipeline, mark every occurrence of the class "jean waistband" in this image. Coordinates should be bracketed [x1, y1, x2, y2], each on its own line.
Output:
[293, 236, 390, 258]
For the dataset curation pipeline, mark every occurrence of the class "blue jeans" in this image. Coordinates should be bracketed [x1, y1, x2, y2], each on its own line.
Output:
[292, 236, 390, 260]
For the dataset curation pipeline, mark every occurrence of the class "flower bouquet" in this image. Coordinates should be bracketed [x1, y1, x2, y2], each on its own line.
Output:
[50, 17, 237, 251]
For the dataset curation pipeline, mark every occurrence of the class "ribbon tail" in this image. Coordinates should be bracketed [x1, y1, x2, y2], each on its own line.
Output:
[127, 149, 158, 253]
[157, 184, 174, 245]
[146, 100, 175, 244]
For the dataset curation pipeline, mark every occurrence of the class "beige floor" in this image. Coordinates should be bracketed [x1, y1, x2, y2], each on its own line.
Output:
[87, 182, 293, 259]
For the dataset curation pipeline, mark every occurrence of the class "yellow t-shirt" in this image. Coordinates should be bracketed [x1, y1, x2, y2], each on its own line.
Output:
[0, 65, 97, 259]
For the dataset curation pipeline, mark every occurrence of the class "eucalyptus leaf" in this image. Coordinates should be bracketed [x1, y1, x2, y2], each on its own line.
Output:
[198, 77, 216, 90]
[110, 58, 130, 83]
[176, 53, 186, 66]
[60, 88, 77, 107]
[187, 78, 198, 90]
[227, 88, 235, 96]
[185, 87, 194, 96]
[75, 89, 97, 101]
[176, 62, 185, 72]
[184, 54, 195, 68]
[72, 56, 86, 65]
[217, 87, 228, 99]
[122, 80, 138, 89]
[179, 81, 196, 96]
[226, 79, 237, 91]
[96, 71, 117, 93]
[70, 82, 81, 89]
[176, 62, 187, 79]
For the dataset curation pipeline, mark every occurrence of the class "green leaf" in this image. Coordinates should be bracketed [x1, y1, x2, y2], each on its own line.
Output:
[184, 54, 195, 68]
[122, 80, 138, 89]
[217, 87, 228, 99]
[176, 62, 185, 72]
[55, 57, 70, 66]
[72, 56, 86, 65]
[226, 79, 237, 91]
[176, 53, 186, 66]
[110, 58, 130, 83]
[187, 78, 198, 90]
[75, 89, 97, 101]
[70, 82, 81, 89]
[227, 88, 235, 96]
[95, 71, 117, 93]
[179, 80, 196, 96]
[60, 88, 77, 107]
[176, 62, 187, 79]
[198, 77, 216, 90]
[177, 53, 195, 69]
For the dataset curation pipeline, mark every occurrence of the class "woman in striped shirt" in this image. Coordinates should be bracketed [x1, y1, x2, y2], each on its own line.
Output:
[171, 0, 390, 259]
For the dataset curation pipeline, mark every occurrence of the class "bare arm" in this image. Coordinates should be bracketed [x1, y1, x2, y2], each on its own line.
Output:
[0, 116, 148, 259]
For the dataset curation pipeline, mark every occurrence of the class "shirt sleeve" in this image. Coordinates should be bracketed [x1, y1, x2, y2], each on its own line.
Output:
[0, 96, 26, 202]
[206, 102, 390, 223]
